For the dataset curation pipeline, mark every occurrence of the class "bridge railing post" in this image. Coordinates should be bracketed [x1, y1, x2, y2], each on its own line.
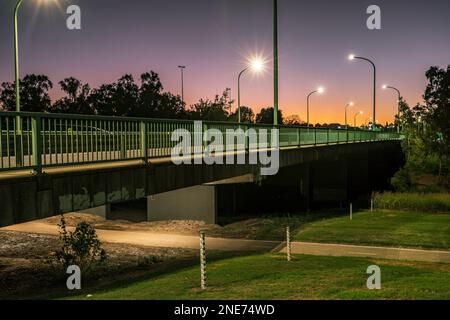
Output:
[31, 115, 42, 174]
[140, 121, 148, 163]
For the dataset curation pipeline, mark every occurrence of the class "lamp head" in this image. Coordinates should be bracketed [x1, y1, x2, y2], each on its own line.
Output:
[348, 54, 355, 61]
[349, 102, 354, 106]
[317, 87, 325, 94]
[250, 58, 264, 73]
[382, 84, 388, 90]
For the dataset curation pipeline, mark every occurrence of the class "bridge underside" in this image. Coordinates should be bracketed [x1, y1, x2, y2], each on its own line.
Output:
[0, 141, 402, 227]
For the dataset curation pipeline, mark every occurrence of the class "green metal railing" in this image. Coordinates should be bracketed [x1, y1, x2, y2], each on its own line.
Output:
[0, 111, 401, 173]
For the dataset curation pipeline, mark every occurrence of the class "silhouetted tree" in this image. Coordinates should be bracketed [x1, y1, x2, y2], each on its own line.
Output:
[0, 74, 53, 112]
[51, 77, 92, 114]
[188, 89, 233, 121]
[228, 106, 255, 123]
[255, 107, 283, 125]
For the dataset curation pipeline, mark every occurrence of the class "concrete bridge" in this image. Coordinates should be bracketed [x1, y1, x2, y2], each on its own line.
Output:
[0, 111, 402, 227]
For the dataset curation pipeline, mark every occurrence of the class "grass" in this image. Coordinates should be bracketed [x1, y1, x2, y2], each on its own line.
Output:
[61, 253, 450, 300]
[374, 192, 450, 212]
[294, 210, 450, 249]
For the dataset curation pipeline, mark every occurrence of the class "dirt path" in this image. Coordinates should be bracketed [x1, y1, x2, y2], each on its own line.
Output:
[277, 242, 450, 264]
[1, 221, 281, 252]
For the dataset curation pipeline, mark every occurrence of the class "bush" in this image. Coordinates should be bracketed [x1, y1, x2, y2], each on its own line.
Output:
[374, 192, 450, 213]
[53, 215, 107, 273]
[391, 168, 412, 192]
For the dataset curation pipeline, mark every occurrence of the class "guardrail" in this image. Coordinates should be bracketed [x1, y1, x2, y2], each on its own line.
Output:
[0, 111, 401, 173]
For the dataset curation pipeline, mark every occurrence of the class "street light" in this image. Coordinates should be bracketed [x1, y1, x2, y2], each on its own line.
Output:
[306, 87, 324, 128]
[382, 84, 401, 133]
[348, 54, 377, 130]
[344, 102, 354, 128]
[14, 0, 56, 129]
[178, 66, 186, 105]
[354, 111, 363, 128]
[237, 58, 264, 123]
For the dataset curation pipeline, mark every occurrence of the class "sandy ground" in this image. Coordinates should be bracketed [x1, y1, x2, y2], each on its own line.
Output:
[0, 230, 196, 299]
[44, 212, 272, 239]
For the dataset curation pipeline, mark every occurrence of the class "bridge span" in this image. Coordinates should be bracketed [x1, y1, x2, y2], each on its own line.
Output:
[0, 111, 402, 227]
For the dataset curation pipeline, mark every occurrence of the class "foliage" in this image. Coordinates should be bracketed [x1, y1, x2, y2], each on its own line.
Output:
[228, 106, 255, 123]
[374, 192, 450, 213]
[188, 89, 233, 121]
[53, 215, 107, 273]
[394, 65, 450, 189]
[0, 74, 53, 112]
[255, 107, 283, 125]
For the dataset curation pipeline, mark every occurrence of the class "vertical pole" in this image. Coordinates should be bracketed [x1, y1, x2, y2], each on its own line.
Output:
[372, 63, 377, 131]
[350, 203, 353, 221]
[286, 226, 291, 262]
[140, 121, 147, 163]
[181, 68, 184, 104]
[371, 193, 374, 212]
[200, 231, 207, 290]
[273, 0, 279, 126]
[31, 116, 42, 174]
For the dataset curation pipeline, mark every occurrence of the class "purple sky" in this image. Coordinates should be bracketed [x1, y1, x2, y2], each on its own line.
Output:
[0, 0, 449, 124]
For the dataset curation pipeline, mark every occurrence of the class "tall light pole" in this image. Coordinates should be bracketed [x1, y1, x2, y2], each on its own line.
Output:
[273, 0, 279, 125]
[354, 111, 363, 128]
[382, 85, 401, 134]
[349, 54, 377, 130]
[14, 0, 25, 132]
[237, 59, 264, 123]
[306, 87, 324, 128]
[178, 66, 186, 105]
[345, 102, 354, 128]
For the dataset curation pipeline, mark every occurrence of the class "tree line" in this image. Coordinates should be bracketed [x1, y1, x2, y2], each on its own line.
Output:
[393, 65, 450, 190]
[0, 71, 286, 125]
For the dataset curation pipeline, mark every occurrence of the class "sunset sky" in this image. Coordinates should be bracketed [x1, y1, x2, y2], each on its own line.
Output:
[0, 0, 449, 125]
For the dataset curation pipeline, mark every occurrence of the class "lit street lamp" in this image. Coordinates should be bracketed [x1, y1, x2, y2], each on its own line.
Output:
[348, 54, 377, 130]
[354, 111, 364, 128]
[237, 59, 264, 123]
[382, 84, 401, 133]
[306, 87, 324, 128]
[344, 102, 354, 128]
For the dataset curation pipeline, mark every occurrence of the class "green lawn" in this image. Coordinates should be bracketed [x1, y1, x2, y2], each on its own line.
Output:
[62, 253, 450, 300]
[294, 210, 450, 249]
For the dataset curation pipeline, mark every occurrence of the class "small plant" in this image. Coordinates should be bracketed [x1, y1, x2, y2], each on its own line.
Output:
[53, 215, 107, 273]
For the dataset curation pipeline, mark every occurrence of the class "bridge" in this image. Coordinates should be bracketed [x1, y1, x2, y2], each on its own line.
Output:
[0, 111, 402, 227]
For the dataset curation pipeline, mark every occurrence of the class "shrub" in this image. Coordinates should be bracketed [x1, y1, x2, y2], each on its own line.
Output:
[374, 192, 450, 213]
[53, 215, 107, 273]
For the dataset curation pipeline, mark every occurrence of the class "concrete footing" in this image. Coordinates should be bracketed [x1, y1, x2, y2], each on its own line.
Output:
[147, 185, 217, 224]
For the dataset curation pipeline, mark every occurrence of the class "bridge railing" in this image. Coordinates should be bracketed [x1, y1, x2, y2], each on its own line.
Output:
[0, 111, 401, 173]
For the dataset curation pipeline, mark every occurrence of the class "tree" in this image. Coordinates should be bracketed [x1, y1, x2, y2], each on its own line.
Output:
[255, 107, 283, 125]
[0, 74, 53, 112]
[228, 106, 255, 123]
[188, 89, 233, 121]
[284, 115, 303, 126]
[136, 71, 186, 119]
[51, 77, 92, 114]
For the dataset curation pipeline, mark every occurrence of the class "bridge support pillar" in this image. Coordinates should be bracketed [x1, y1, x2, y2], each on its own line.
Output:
[147, 185, 217, 224]
[79, 204, 111, 219]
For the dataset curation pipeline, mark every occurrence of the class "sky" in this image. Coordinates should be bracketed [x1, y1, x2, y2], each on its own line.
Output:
[0, 0, 449, 125]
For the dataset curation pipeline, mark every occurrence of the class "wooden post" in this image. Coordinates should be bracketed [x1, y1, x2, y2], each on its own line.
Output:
[286, 226, 292, 262]
[200, 231, 207, 290]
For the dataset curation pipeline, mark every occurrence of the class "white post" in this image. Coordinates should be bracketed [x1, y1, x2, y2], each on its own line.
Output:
[371, 194, 374, 212]
[350, 203, 353, 221]
[286, 226, 291, 262]
[200, 231, 207, 290]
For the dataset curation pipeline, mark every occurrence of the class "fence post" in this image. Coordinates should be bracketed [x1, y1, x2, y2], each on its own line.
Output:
[286, 226, 292, 262]
[371, 193, 374, 212]
[140, 121, 147, 163]
[31, 116, 42, 174]
[200, 231, 207, 290]
[350, 203, 353, 221]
